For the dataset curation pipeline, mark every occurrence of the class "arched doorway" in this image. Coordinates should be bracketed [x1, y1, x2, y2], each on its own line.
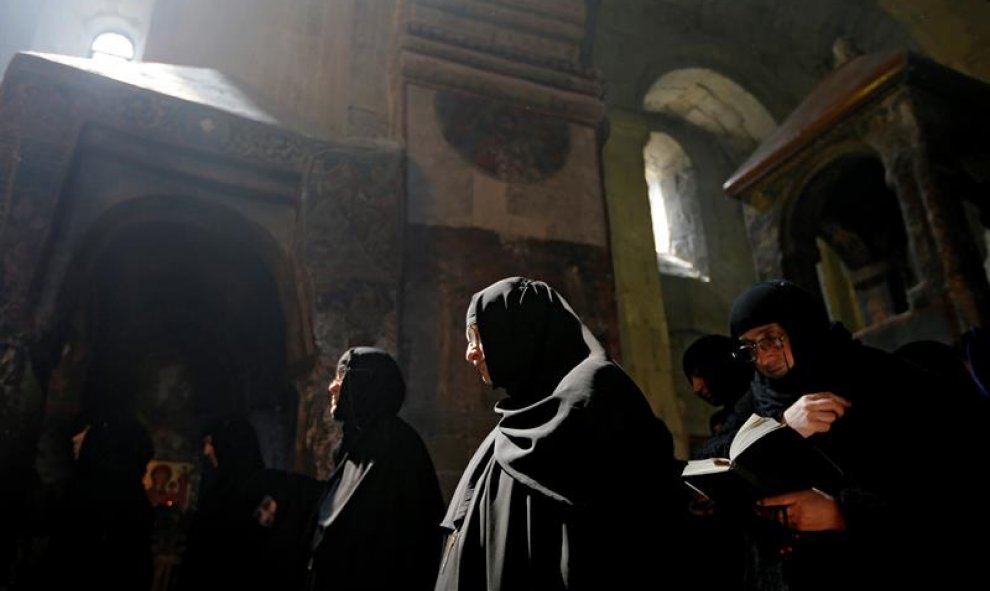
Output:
[33, 195, 308, 584]
[39, 194, 306, 471]
[77, 220, 291, 460]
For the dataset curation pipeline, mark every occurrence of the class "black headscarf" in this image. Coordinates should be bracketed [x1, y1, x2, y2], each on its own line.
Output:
[682, 334, 752, 407]
[466, 277, 603, 403]
[202, 416, 265, 483]
[333, 347, 405, 446]
[729, 280, 854, 415]
[729, 280, 830, 357]
[76, 413, 154, 480]
[465, 277, 634, 505]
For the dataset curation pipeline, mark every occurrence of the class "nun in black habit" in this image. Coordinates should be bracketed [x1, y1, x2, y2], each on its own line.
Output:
[436, 277, 684, 591]
[44, 414, 154, 591]
[729, 280, 985, 590]
[308, 347, 445, 591]
[181, 416, 271, 590]
[182, 415, 324, 591]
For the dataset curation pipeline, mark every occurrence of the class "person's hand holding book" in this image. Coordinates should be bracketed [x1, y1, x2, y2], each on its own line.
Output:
[680, 415, 844, 508]
[782, 393, 851, 438]
[756, 488, 847, 532]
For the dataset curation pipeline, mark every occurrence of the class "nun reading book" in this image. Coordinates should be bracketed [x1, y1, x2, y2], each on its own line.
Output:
[681, 414, 844, 509]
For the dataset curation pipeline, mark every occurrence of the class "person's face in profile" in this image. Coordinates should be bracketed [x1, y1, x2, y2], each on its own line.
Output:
[465, 324, 491, 384]
[739, 323, 793, 379]
[71, 425, 90, 460]
[328, 368, 345, 417]
[202, 435, 219, 469]
[690, 375, 714, 404]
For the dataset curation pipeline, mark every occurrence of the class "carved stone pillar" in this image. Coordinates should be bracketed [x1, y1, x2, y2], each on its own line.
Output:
[601, 110, 686, 456]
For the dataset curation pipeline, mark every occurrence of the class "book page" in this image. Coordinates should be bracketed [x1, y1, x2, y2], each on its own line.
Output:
[681, 457, 732, 478]
[728, 414, 787, 460]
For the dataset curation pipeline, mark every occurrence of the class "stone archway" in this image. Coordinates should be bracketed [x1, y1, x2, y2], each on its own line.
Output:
[36, 195, 306, 481]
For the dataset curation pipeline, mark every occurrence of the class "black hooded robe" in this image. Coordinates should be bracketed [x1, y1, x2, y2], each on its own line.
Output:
[180, 417, 273, 591]
[309, 347, 445, 591]
[729, 280, 986, 591]
[436, 277, 684, 591]
[182, 417, 326, 591]
[44, 415, 154, 591]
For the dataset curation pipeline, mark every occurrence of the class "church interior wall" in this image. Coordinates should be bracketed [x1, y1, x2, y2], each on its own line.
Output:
[3, 3, 987, 586]
[879, 0, 990, 82]
[143, 0, 397, 139]
[0, 0, 987, 489]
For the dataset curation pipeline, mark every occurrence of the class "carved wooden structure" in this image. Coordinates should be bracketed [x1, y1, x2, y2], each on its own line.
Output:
[725, 52, 990, 348]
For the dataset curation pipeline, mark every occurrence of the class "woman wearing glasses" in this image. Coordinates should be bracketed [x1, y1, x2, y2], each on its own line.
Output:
[728, 279, 977, 590]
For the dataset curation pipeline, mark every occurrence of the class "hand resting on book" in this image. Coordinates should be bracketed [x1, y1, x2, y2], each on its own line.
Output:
[757, 488, 847, 532]
[782, 392, 851, 438]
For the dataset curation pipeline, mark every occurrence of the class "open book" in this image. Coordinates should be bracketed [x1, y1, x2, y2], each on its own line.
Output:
[682, 414, 844, 506]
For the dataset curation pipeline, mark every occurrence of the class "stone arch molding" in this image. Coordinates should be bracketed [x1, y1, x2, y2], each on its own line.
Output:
[638, 68, 776, 281]
[643, 67, 777, 152]
[41, 193, 307, 366]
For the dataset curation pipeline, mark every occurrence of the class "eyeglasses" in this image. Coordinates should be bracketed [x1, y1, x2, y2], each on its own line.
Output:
[733, 335, 786, 363]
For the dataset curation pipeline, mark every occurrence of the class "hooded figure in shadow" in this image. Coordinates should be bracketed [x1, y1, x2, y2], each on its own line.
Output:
[682, 334, 755, 459]
[181, 416, 269, 590]
[182, 415, 323, 591]
[308, 347, 444, 591]
[435, 277, 684, 591]
[45, 413, 154, 590]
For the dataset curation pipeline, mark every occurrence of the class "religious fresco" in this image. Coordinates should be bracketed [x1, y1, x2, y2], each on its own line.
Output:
[434, 90, 571, 182]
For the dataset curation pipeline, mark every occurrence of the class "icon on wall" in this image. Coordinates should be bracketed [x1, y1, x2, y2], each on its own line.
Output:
[143, 460, 192, 510]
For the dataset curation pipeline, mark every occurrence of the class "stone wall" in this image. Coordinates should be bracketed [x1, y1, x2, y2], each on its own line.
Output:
[0, 0, 43, 78]
[144, 0, 397, 139]
[880, 0, 990, 82]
